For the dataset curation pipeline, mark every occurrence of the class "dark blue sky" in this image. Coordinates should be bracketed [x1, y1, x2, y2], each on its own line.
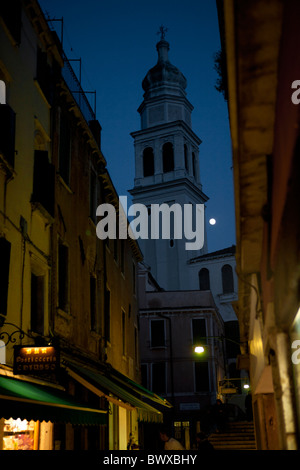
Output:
[39, 0, 235, 253]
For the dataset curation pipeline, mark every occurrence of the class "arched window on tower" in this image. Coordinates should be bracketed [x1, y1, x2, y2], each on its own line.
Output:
[222, 264, 234, 294]
[163, 142, 174, 173]
[192, 152, 196, 178]
[199, 268, 210, 291]
[184, 144, 188, 172]
[143, 147, 154, 177]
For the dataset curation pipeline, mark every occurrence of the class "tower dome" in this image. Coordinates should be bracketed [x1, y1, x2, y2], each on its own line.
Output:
[142, 39, 187, 98]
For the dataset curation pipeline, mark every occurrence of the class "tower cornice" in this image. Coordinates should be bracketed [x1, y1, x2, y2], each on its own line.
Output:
[137, 93, 194, 115]
[129, 177, 209, 203]
[130, 119, 202, 146]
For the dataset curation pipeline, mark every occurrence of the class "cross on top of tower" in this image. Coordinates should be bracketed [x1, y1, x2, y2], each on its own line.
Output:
[157, 25, 168, 41]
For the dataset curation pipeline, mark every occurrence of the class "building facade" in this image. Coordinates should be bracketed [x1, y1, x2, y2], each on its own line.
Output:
[138, 263, 225, 449]
[217, 0, 300, 450]
[187, 246, 237, 322]
[132, 33, 242, 446]
[187, 246, 246, 400]
[0, 0, 168, 451]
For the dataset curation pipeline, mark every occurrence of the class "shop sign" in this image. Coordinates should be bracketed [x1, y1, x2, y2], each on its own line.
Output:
[13, 345, 60, 375]
[220, 387, 237, 394]
[179, 403, 200, 411]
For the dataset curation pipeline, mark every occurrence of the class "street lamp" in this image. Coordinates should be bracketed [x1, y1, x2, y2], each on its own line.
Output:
[194, 346, 205, 354]
[194, 335, 249, 397]
[194, 335, 244, 355]
[194, 335, 228, 377]
[194, 335, 247, 376]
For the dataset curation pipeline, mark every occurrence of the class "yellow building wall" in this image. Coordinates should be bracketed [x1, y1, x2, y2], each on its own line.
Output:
[0, 7, 52, 364]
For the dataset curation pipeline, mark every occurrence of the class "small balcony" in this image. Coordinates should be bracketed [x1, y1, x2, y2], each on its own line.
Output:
[62, 52, 96, 125]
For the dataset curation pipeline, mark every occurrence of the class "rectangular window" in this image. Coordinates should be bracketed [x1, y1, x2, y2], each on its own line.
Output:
[58, 112, 71, 185]
[58, 242, 69, 312]
[0, 0, 22, 45]
[90, 276, 97, 332]
[32, 150, 55, 217]
[31, 273, 44, 335]
[0, 104, 16, 168]
[36, 47, 53, 104]
[150, 320, 165, 348]
[104, 288, 111, 342]
[152, 362, 166, 394]
[192, 318, 207, 345]
[0, 238, 11, 323]
[89, 169, 97, 223]
[194, 362, 209, 392]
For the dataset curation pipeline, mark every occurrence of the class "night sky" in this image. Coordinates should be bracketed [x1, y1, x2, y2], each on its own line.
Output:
[39, 0, 235, 253]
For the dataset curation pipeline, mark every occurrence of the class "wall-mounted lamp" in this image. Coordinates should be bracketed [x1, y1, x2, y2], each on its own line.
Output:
[194, 346, 205, 354]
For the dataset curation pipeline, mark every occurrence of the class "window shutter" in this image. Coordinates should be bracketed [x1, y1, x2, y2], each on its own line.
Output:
[0, 238, 11, 324]
[0, 104, 16, 168]
[32, 150, 55, 217]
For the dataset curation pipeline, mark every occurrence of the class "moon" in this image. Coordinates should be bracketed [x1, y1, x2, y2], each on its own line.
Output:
[209, 218, 216, 225]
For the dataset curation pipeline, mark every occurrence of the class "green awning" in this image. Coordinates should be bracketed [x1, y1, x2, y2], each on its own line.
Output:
[0, 375, 107, 425]
[109, 371, 172, 409]
[65, 361, 165, 423]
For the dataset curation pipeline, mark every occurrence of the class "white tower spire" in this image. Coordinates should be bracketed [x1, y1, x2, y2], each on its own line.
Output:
[129, 35, 208, 290]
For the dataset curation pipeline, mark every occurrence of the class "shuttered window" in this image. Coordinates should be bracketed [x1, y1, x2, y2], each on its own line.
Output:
[32, 150, 55, 217]
[31, 273, 44, 335]
[36, 47, 53, 104]
[192, 318, 207, 345]
[150, 320, 165, 347]
[152, 362, 166, 394]
[58, 242, 69, 312]
[195, 362, 209, 392]
[0, 238, 11, 325]
[59, 114, 71, 185]
[0, 104, 16, 168]
[0, 0, 22, 45]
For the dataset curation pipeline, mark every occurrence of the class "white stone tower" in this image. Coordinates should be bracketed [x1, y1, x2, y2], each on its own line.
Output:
[130, 30, 208, 290]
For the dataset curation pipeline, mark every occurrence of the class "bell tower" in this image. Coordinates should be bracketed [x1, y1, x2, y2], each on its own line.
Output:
[130, 30, 208, 290]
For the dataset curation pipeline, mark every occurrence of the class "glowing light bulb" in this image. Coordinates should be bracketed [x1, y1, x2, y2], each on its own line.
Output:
[195, 346, 205, 354]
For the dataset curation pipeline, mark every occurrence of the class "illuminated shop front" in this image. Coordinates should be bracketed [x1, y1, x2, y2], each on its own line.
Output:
[1, 418, 52, 450]
[0, 372, 107, 450]
[0, 343, 169, 450]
